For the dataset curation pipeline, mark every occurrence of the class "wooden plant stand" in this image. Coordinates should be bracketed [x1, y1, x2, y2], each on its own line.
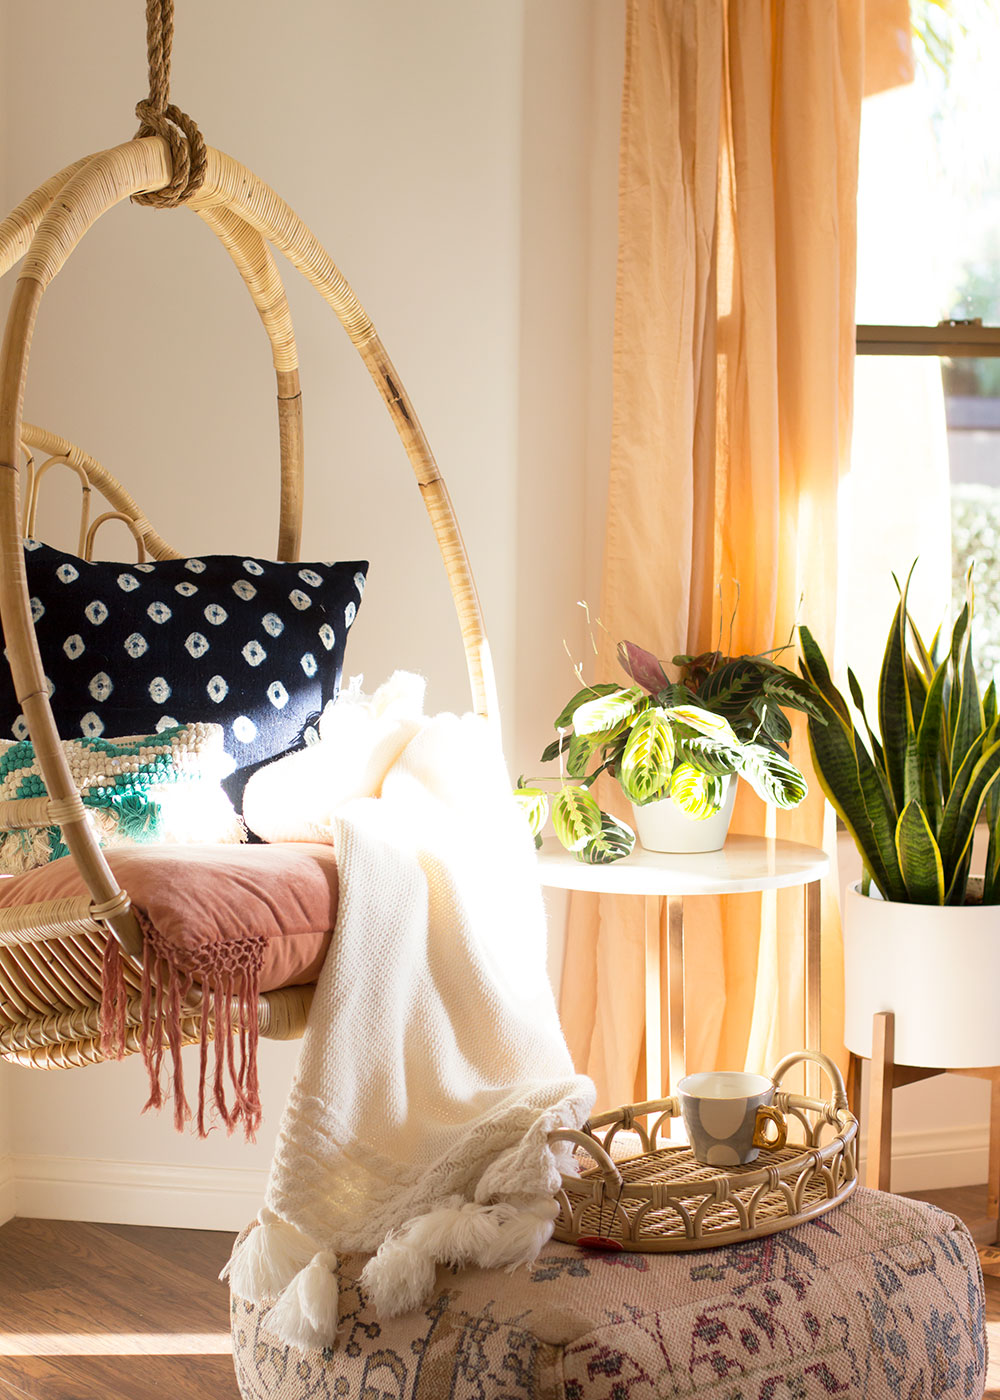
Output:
[850, 1010, 1000, 1273]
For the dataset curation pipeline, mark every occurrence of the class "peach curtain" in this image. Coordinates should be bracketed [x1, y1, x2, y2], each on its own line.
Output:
[560, 0, 900, 1105]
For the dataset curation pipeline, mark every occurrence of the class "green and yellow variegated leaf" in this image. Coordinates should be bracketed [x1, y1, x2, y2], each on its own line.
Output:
[566, 731, 594, 778]
[572, 686, 645, 738]
[664, 704, 740, 747]
[575, 812, 636, 865]
[735, 744, 808, 809]
[540, 732, 572, 765]
[676, 735, 740, 776]
[669, 763, 724, 821]
[551, 785, 602, 852]
[894, 800, 945, 905]
[619, 707, 674, 804]
[512, 785, 549, 838]
[554, 682, 621, 731]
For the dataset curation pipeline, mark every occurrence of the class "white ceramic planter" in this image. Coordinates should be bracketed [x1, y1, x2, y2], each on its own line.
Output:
[842, 881, 1000, 1068]
[631, 776, 737, 855]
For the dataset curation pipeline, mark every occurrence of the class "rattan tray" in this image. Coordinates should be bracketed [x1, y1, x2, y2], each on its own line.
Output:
[548, 1050, 857, 1252]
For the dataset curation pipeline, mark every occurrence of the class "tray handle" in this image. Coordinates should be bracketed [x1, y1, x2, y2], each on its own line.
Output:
[769, 1049, 848, 1112]
[548, 1128, 624, 1189]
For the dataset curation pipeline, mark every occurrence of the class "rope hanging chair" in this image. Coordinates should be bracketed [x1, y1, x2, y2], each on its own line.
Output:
[0, 2, 494, 1085]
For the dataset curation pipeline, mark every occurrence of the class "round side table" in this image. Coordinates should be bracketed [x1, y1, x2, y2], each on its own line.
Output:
[537, 834, 829, 1104]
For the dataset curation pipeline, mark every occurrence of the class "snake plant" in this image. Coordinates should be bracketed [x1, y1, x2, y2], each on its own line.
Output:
[798, 566, 1000, 905]
[516, 641, 815, 864]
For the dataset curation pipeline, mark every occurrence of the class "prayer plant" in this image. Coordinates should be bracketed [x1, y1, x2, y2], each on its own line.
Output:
[516, 640, 818, 864]
[798, 565, 1000, 905]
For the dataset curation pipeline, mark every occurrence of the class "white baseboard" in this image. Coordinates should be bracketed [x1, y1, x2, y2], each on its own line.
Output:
[10, 1154, 266, 1232]
[0, 1156, 15, 1227]
[0, 1123, 990, 1234]
[865, 1123, 990, 1194]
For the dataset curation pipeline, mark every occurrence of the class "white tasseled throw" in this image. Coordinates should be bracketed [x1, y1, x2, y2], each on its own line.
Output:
[225, 674, 595, 1348]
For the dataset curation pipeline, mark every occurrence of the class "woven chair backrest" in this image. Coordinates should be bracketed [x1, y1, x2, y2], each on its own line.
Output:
[0, 138, 495, 965]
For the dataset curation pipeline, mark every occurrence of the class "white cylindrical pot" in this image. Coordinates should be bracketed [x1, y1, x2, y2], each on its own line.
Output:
[843, 881, 1000, 1068]
[631, 776, 737, 855]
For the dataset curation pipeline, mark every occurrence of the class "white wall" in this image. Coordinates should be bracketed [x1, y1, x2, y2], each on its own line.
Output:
[0, 0, 619, 1228]
[2, 0, 982, 1232]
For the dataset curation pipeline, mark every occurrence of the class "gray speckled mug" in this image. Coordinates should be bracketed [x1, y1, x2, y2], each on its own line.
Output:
[677, 1071, 787, 1167]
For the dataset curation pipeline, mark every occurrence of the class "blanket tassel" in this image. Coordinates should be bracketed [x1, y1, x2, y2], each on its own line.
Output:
[360, 1195, 560, 1319]
[223, 1207, 319, 1302]
[265, 1251, 340, 1350]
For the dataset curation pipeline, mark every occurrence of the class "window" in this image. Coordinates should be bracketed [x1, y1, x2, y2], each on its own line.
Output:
[849, 0, 1000, 692]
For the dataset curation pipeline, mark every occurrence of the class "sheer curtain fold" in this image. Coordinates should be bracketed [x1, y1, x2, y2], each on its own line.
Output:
[561, 0, 872, 1106]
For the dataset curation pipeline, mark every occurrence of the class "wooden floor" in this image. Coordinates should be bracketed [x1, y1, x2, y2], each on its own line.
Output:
[0, 1217, 239, 1400]
[0, 1192, 997, 1399]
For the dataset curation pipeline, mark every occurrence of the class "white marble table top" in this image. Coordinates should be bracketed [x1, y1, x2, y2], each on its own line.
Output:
[536, 832, 829, 896]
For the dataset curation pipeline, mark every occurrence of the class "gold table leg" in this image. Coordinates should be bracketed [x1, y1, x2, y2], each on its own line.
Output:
[804, 879, 821, 1098]
[667, 895, 685, 1107]
[644, 894, 662, 1102]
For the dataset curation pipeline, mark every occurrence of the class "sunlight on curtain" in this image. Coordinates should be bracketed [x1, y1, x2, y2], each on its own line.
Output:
[559, 0, 911, 1107]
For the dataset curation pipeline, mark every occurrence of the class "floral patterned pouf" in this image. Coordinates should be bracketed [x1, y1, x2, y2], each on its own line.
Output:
[230, 1188, 987, 1399]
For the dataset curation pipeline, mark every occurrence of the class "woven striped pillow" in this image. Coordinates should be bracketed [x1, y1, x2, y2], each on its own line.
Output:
[0, 722, 245, 873]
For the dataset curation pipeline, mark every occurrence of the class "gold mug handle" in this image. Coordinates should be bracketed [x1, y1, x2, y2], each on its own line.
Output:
[753, 1104, 787, 1151]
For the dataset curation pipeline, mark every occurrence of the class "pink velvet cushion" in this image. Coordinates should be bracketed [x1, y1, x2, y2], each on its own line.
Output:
[0, 843, 339, 1138]
[0, 841, 338, 991]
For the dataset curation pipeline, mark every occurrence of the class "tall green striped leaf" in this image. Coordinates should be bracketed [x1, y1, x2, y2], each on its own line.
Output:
[800, 627, 905, 901]
[950, 612, 983, 786]
[947, 597, 970, 743]
[848, 667, 885, 772]
[936, 728, 989, 871]
[897, 560, 927, 738]
[877, 597, 909, 810]
[939, 732, 1000, 901]
[894, 801, 945, 905]
[795, 627, 849, 719]
[619, 707, 675, 804]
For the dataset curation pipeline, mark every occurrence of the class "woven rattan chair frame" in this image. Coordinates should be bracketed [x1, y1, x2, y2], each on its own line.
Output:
[0, 137, 494, 1071]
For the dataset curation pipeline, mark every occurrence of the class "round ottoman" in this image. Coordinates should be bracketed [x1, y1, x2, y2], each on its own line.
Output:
[230, 1187, 987, 1399]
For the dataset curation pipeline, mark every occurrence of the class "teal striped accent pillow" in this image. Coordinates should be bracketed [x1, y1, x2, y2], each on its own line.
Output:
[0, 723, 245, 873]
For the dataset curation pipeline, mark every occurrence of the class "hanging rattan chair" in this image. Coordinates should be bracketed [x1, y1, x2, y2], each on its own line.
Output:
[0, 7, 494, 1087]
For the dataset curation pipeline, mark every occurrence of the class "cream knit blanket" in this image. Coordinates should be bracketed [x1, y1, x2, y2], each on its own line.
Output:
[224, 674, 595, 1347]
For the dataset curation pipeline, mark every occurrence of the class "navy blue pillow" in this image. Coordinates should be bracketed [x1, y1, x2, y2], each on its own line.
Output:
[2, 541, 368, 804]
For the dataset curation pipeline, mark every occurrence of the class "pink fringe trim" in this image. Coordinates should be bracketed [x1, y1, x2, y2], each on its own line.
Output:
[100, 914, 266, 1140]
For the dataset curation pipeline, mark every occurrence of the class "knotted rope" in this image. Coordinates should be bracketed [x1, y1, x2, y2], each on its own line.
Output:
[132, 0, 206, 208]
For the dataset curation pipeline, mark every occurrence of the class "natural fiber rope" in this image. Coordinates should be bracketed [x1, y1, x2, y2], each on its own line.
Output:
[89, 890, 132, 921]
[132, 0, 206, 209]
[46, 794, 86, 825]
